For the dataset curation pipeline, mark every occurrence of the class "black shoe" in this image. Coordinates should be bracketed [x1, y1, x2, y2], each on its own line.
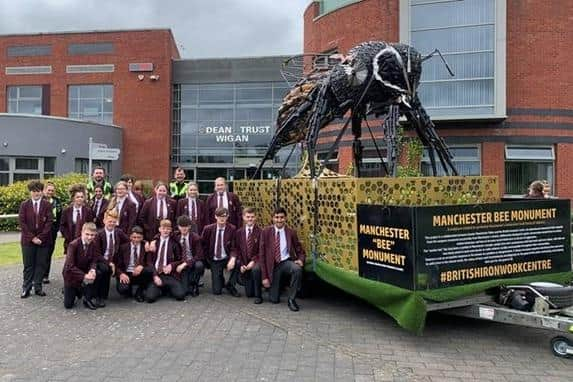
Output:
[95, 298, 106, 308]
[134, 289, 145, 303]
[190, 285, 200, 297]
[20, 288, 31, 299]
[254, 297, 263, 304]
[226, 286, 241, 297]
[83, 298, 97, 310]
[35, 289, 46, 297]
[42, 278, 50, 284]
[198, 281, 204, 288]
[287, 298, 300, 312]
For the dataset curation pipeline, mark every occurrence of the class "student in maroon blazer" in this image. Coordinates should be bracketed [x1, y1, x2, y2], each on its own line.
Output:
[174, 215, 205, 296]
[176, 181, 207, 235]
[259, 207, 306, 312]
[62, 222, 104, 310]
[60, 185, 94, 254]
[18, 180, 53, 298]
[93, 210, 129, 307]
[143, 219, 185, 302]
[138, 181, 176, 241]
[121, 174, 145, 215]
[90, 184, 109, 229]
[201, 207, 241, 297]
[205, 177, 242, 228]
[235, 207, 263, 304]
[115, 225, 152, 302]
[107, 181, 137, 235]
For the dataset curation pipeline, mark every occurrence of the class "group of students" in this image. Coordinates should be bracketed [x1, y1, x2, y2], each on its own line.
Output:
[18, 167, 306, 312]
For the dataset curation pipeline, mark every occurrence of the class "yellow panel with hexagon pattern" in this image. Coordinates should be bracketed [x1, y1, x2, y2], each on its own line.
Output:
[235, 176, 499, 272]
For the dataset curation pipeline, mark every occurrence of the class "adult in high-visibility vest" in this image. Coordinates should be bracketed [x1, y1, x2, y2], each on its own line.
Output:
[86, 166, 113, 202]
[169, 167, 188, 201]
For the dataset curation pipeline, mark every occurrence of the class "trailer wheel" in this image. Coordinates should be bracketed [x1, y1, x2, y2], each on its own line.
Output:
[550, 336, 572, 358]
[529, 283, 573, 308]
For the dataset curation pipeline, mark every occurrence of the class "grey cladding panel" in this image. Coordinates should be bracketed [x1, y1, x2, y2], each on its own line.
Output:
[68, 42, 114, 55]
[7, 45, 52, 57]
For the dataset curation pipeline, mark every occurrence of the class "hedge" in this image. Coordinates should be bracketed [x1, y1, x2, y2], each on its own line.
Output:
[0, 173, 88, 232]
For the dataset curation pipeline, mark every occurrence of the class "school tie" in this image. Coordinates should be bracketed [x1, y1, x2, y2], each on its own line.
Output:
[190, 200, 196, 221]
[130, 245, 137, 268]
[218, 193, 224, 209]
[95, 199, 101, 217]
[158, 240, 166, 273]
[274, 231, 281, 263]
[74, 209, 82, 237]
[107, 232, 114, 260]
[215, 229, 224, 259]
[182, 237, 191, 260]
[33, 201, 39, 229]
[158, 199, 166, 220]
[247, 228, 253, 255]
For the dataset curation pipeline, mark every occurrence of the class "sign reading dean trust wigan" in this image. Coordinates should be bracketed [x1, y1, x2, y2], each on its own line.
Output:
[199, 125, 272, 143]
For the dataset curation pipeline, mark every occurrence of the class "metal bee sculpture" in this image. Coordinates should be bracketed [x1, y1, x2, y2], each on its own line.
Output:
[253, 41, 458, 178]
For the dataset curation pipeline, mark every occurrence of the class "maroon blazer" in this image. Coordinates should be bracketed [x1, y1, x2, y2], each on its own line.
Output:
[138, 197, 177, 241]
[90, 197, 109, 229]
[60, 205, 94, 252]
[173, 232, 204, 267]
[176, 197, 207, 234]
[235, 224, 262, 266]
[62, 238, 103, 288]
[128, 191, 145, 214]
[108, 197, 137, 235]
[18, 198, 53, 247]
[259, 226, 306, 283]
[145, 236, 183, 277]
[115, 241, 147, 276]
[94, 228, 129, 264]
[205, 192, 242, 228]
[201, 223, 237, 261]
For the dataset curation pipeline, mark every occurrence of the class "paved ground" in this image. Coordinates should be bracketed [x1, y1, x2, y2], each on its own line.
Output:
[0, 259, 571, 382]
[0, 232, 20, 244]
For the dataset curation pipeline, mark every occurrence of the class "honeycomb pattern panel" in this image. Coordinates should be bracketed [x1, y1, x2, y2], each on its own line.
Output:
[277, 179, 314, 254]
[234, 180, 276, 227]
[356, 176, 499, 206]
[316, 178, 358, 271]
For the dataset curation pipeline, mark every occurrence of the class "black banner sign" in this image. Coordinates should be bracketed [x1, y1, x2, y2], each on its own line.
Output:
[357, 199, 571, 290]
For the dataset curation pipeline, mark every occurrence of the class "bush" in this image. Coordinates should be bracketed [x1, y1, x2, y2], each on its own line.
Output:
[0, 173, 88, 232]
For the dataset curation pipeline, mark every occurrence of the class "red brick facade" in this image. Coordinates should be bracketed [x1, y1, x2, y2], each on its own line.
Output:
[304, 0, 573, 198]
[0, 29, 179, 181]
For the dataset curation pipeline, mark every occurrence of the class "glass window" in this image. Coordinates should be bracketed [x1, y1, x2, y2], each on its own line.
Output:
[7, 86, 43, 115]
[7, 44, 52, 57]
[68, 42, 114, 55]
[0, 173, 8, 186]
[422, 145, 481, 176]
[318, 0, 361, 16]
[15, 158, 38, 170]
[68, 84, 113, 123]
[0, 158, 9, 171]
[409, 0, 496, 117]
[44, 157, 56, 173]
[505, 146, 554, 196]
[0, 157, 57, 185]
[74, 158, 111, 174]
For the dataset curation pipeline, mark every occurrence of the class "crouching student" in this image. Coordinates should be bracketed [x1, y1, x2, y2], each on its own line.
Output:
[115, 226, 151, 302]
[143, 219, 185, 303]
[62, 222, 103, 310]
[94, 210, 128, 307]
[174, 215, 205, 297]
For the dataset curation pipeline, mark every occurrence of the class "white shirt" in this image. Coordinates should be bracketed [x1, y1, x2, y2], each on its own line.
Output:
[180, 233, 192, 260]
[94, 198, 102, 216]
[155, 237, 169, 269]
[104, 229, 115, 260]
[72, 207, 82, 224]
[245, 225, 254, 242]
[274, 227, 289, 261]
[116, 196, 126, 214]
[216, 192, 229, 209]
[214, 226, 228, 259]
[127, 243, 138, 273]
[187, 197, 197, 219]
[32, 199, 40, 214]
[156, 198, 168, 219]
[128, 191, 139, 211]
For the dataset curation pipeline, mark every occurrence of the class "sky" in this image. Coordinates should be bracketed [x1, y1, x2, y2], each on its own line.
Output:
[0, 0, 311, 58]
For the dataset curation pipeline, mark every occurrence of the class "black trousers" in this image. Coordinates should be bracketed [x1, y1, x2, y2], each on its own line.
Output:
[180, 260, 205, 293]
[44, 229, 59, 279]
[63, 281, 98, 309]
[238, 264, 262, 298]
[210, 257, 239, 295]
[116, 268, 152, 297]
[22, 244, 50, 291]
[144, 274, 185, 302]
[269, 260, 302, 303]
[96, 262, 113, 299]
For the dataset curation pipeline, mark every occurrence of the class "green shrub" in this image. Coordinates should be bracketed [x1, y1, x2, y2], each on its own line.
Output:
[0, 173, 88, 232]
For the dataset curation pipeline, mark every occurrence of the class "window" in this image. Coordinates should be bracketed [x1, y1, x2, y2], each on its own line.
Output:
[360, 149, 388, 178]
[505, 146, 554, 196]
[318, 0, 361, 16]
[68, 42, 114, 55]
[68, 84, 113, 124]
[0, 157, 56, 185]
[7, 86, 43, 115]
[421, 146, 481, 176]
[7, 44, 52, 57]
[405, 0, 503, 118]
[74, 159, 111, 175]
